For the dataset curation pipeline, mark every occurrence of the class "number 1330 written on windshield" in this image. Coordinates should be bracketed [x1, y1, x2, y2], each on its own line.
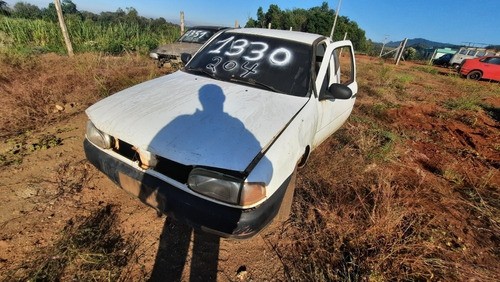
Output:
[208, 36, 293, 66]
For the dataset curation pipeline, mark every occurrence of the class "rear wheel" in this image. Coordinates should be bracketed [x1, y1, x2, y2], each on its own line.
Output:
[467, 70, 482, 80]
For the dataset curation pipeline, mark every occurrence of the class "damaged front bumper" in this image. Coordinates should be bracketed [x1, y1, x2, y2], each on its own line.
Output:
[84, 139, 289, 239]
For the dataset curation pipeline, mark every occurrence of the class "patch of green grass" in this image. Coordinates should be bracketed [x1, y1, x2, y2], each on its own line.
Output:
[443, 95, 482, 111]
[0, 133, 62, 167]
[377, 64, 393, 86]
[368, 128, 400, 161]
[414, 65, 438, 75]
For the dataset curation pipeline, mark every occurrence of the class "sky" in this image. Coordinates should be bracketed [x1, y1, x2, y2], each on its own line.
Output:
[4, 0, 500, 46]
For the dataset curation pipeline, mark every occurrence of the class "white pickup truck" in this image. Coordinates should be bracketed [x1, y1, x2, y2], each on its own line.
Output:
[84, 28, 358, 238]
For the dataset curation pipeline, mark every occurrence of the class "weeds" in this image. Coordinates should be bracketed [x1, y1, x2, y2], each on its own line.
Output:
[414, 65, 439, 75]
[0, 133, 62, 167]
[444, 94, 482, 111]
[266, 56, 500, 281]
[55, 160, 92, 194]
[0, 52, 166, 138]
[0, 16, 180, 55]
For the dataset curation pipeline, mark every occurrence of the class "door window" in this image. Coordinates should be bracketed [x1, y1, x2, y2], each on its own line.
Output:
[334, 46, 355, 85]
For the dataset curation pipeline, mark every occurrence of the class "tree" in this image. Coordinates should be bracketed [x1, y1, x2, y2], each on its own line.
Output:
[12, 2, 42, 19]
[61, 0, 77, 14]
[305, 3, 333, 36]
[265, 4, 283, 29]
[0, 1, 10, 16]
[41, 3, 57, 21]
[245, 2, 370, 52]
[404, 47, 418, 60]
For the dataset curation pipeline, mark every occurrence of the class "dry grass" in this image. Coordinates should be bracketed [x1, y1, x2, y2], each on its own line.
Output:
[0, 53, 498, 281]
[265, 56, 500, 281]
[7, 205, 141, 282]
[0, 52, 166, 138]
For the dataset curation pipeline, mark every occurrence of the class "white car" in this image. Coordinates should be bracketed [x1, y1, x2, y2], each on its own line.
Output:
[149, 26, 228, 67]
[84, 28, 358, 238]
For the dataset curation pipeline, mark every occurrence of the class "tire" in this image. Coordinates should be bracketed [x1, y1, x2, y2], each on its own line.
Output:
[466, 70, 482, 80]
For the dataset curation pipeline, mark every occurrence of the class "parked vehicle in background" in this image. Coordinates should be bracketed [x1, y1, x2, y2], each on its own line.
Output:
[85, 28, 358, 238]
[432, 53, 453, 67]
[459, 56, 500, 81]
[449, 47, 500, 70]
[149, 26, 228, 67]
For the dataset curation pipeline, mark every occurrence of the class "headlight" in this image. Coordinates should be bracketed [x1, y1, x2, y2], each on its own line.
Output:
[133, 146, 158, 169]
[149, 52, 159, 59]
[86, 121, 114, 149]
[188, 168, 266, 206]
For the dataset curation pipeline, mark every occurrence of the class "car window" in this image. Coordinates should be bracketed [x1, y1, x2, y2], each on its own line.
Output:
[459, 49, 467, 55]
[467, 50, 476, 56]
[485, 57, 500, 65]
[185, 32, 313, 97]
[334, 46, 355, 85]
[476, 51, 486, 57]
[179, 29, 216, 43]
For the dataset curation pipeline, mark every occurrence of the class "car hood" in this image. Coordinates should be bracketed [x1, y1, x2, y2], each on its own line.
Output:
[153, 42, 202, 56]
[86, 71, 308, 172]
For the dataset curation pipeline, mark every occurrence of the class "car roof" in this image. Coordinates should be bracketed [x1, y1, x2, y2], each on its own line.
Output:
[187, 26, 229, 31]
[225, 28, 326, 45]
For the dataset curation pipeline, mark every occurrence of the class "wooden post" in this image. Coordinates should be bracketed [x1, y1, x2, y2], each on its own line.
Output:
[395, 38, 408, 65]
[180, 11, 185, 34]
[268, 23, 271, 29]
[379, 35, 389, 57]
[54, 0, 73, 57]
[330, 0, 342, 39]
[235, 20, 238, 28]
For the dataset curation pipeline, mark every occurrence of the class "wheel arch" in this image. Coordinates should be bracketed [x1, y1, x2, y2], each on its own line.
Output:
[297, 145, 311, 168]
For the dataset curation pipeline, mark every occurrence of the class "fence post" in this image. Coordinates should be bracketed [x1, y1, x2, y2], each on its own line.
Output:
[54, 0, 73, 57]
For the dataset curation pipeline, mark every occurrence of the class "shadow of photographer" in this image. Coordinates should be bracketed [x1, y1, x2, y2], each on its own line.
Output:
[149, 218, 220, 282]
[139, 84, 272, 281]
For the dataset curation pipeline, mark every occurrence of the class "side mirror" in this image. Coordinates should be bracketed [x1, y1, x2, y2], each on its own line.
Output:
[319, 83, 352, 100]
[180, 53, 192, 64]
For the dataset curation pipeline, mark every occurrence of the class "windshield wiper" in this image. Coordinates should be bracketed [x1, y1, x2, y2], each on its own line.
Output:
[229, 78, 284, 94]
[185, 67, 219, 80]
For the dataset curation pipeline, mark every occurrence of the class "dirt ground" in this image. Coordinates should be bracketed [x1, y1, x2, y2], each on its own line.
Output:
[0, 53, 499, 281]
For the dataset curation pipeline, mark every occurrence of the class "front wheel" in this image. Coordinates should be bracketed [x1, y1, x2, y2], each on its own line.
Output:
[467, 70, 482, 80]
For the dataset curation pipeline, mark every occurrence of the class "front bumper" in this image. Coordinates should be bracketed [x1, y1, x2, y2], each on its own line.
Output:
[84, 139, 290, 239]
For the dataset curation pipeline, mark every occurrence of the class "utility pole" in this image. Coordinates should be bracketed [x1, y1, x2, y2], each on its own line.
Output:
[54, 0, 73, 57]
[330, 0, 343, 39]
[180, 11, 185, 34]
[379, 35, 389, 57]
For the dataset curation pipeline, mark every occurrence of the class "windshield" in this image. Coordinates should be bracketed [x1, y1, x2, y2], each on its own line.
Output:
[178, 28, 217, 43]
[184, 32, 312, 97]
